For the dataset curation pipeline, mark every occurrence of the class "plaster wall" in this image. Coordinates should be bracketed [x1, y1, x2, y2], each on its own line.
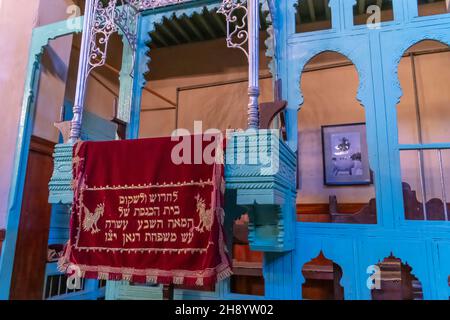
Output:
[0, 0, 75, 229]
[33, 0, 76, 143]
[0, 0, 40, 229]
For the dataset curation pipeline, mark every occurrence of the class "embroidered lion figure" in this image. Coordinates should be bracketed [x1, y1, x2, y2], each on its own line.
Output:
[82, 203, 105, 234]
[194, 194, 214, 233]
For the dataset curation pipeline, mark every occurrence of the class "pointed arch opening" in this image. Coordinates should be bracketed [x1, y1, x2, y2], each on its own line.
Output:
[297, 51, 377, 224]
[301, 251, 344, 300]
[370, 254, 423, 300]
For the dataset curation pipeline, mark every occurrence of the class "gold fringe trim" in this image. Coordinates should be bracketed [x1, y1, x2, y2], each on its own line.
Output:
[173, 276, 184, 285]
[98, 272, 109, 280]
[217, 267, 233, 282]
[122, 274, 133, 282]
[195, 277, 204, 286]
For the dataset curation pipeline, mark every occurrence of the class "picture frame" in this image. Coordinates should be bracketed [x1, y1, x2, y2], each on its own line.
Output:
[321, 123, 372, 186]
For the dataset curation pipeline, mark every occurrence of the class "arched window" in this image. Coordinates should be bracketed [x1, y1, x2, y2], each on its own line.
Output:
[397, 40, 450, 221]
[297, 51, 377, 224]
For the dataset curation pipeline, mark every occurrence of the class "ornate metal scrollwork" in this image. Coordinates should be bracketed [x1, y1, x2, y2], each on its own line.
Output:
[87, 0, 117, 75]
[128, 0, 192, 10]
[217, 0, 249, 59]
[87, 0, 193, 76]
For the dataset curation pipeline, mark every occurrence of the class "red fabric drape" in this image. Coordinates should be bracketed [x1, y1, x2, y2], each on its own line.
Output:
[59, 135, 232, 286]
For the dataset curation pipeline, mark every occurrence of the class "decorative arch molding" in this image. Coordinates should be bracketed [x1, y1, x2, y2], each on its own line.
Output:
[26, 18, 84, 106]
[359, 241, 432, 299]
[138, 1, 225, 91]
[298, 250, 348, 299]
[137, 0, 276, 90]
[284, 35, 372, 151]
[296, 238, 357, 300]
[384, 29, 450, 107]
[370, 252, 424, 299]
[289, 41, 371, 111]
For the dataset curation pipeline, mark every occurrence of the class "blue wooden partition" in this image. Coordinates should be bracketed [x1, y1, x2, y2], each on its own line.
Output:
[275, 0, 450, 300]
[3, 0, 450, 300]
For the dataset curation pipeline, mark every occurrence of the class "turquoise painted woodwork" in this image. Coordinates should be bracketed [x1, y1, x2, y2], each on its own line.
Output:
[48, 143, 75, 205]
[0, 18, 83, 299]
[225, 130, 297, 252]
[272, 0, 450, 300]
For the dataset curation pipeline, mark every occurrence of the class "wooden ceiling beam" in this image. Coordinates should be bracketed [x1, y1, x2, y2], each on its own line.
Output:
[183, 14, 205, 41]
[196, 13, 217, 39]
[170, 18, 192, 42]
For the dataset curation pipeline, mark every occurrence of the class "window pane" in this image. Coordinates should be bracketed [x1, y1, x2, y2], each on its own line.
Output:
[418, 0, 449, 17]
[295, 0, 332, 33]
[353, 0, 394, 26]
[397, 41, 450, 145]
[400, 149, 450, 221]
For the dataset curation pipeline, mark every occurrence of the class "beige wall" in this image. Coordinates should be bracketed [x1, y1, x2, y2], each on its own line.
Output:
[0, 0, 40, 229]
[0, 0, 75, 228]
[33, 0, 76, 143]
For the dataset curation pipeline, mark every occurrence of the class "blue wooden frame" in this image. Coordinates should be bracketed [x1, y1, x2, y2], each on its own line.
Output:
[274, 0, 450, 300]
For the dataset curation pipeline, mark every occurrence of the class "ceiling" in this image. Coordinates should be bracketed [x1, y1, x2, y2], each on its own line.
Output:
[149, 6, 270, 48]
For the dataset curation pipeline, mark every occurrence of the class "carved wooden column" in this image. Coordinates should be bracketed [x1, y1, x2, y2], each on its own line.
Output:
[247, 0, 260, 129]
[69, 0, 96, 142]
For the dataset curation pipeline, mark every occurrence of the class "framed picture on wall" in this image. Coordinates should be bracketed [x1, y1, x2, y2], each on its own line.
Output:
[321, 123, 372, 186]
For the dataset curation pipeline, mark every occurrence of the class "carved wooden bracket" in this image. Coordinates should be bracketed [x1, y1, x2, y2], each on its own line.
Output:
[225, 130, 297, 252]
[259, 100, 287, 129]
